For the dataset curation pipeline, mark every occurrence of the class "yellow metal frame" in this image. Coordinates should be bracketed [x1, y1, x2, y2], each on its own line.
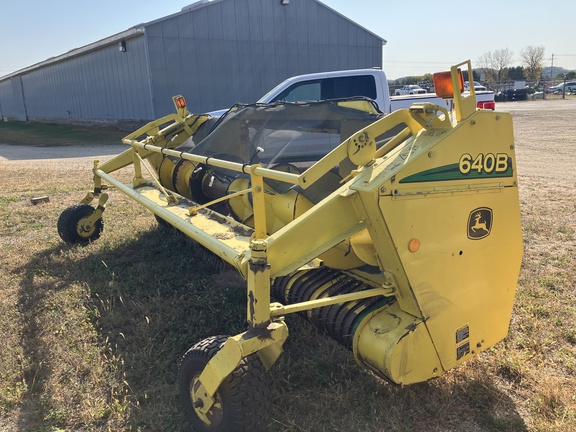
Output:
[75, 63, 522, 408]
[85, 99, 452, 368]
[81, 98, 425, 407]
[451, 60, 477, 121]
[192, 321, 288, 416]
[92, 100, 446, 323]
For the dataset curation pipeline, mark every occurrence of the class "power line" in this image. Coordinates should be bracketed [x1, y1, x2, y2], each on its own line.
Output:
[384, 60, 457, 65]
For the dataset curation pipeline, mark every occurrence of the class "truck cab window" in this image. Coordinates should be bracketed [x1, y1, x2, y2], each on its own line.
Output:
[273, 81, 321, 102]
[272, 76, 376, 103]
[330, 75, 377, 100]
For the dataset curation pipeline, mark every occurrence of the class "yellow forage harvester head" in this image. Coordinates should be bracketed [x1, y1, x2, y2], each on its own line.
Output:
[60, 60, 522, 430]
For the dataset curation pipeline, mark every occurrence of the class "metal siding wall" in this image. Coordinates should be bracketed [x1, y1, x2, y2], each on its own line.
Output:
[10, 77, 28, 121]
[0, 77, 28, 121]
[17, 35, 152, 121]
[0, 80, 16, 120]
[1, 0, 381, 123]
[146, 0, 382, 116]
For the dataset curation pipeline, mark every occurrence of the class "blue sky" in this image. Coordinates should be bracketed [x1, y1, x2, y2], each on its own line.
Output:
[1, 0, 574, 80]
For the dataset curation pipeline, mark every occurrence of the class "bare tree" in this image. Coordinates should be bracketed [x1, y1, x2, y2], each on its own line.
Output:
[493, 48, 514, 81]
[520, 46, 545, 81]
[477, 48, 513, 86]
[477, 51, 496, 85]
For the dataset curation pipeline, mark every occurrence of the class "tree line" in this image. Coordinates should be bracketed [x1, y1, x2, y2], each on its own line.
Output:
[478, 46, 552, 85]
[392, 46, 576, 87]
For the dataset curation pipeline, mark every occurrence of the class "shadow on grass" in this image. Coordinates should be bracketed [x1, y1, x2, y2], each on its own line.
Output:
[16, 225, 528, 431]
[16, 226, 246, 431]
[270, 318, 529, 432]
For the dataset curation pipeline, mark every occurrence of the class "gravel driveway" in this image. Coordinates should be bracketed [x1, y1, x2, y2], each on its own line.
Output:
[0, 144, 126, 167]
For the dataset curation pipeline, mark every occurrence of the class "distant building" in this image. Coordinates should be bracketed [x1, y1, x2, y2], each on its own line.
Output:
[0, 0, 385, 125]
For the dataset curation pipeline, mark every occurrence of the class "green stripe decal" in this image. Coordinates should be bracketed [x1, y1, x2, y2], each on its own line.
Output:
[399, 158, 513, 184]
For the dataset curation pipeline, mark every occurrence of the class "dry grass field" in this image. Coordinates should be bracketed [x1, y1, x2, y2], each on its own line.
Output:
[0, 99, 575, 431]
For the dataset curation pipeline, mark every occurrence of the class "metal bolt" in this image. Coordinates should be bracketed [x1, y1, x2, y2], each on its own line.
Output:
[193, 399, 204, 408]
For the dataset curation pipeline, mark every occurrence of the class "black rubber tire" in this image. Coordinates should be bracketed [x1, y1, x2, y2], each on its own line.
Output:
[179, 335, 271, 432]
[154, 214, 172, 229]
[57, 204, 103, 245]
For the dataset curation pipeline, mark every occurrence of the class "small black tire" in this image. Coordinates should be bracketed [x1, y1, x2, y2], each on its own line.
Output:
[57, 204, 103, 245]
[179, 335, 271, 432]
[154, 214, 172, 229]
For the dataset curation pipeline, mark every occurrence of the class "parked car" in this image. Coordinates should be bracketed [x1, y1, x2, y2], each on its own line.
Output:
[464, 81, 487, 92]
[548, 81, 576, 94]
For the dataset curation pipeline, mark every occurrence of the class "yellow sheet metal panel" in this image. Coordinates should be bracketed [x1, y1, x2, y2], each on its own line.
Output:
[380, 188, 522, 370]
[374, 110, 522, 371]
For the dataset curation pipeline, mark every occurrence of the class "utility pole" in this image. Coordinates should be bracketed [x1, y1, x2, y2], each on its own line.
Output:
[543, 53, 554, 100]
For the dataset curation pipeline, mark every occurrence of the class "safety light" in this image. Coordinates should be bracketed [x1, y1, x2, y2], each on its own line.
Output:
[433, 69, 464, 99]
[477, 100, 496, 110]
[175, 96, 187, 109]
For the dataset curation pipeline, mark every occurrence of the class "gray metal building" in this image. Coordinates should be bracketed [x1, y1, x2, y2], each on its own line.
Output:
[0, 0, 385, 124]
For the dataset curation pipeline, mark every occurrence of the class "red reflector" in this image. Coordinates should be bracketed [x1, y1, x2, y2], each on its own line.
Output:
[175, 96, 187, 108]
[477, 101, 495, 110]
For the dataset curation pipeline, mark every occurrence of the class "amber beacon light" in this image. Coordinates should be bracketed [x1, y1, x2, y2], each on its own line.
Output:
[434, 68, 464, 99]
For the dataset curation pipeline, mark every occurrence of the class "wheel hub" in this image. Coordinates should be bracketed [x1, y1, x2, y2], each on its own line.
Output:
[190, 373, 224, 427]
[76, 217, 96, 237]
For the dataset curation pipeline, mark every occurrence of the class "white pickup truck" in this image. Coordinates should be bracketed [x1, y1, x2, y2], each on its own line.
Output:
[209, 68, 495, 117]
[255, 68, 495, 113]
[394, 84, 427, 95]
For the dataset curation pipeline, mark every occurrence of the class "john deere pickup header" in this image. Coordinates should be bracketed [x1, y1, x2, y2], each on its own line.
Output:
[58, 61, 522, 431]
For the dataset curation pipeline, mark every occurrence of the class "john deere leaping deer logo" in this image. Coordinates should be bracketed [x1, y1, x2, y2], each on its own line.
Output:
[467, 207, 493, 240]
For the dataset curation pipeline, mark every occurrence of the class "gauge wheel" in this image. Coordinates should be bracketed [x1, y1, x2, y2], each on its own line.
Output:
[178, 335, 271, 432]
[57, 204, 103, 245]
[154, 214, 172, 229]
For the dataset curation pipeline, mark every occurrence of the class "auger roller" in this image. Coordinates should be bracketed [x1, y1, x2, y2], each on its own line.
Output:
[58, 61, 522, 431]
[272, 268, 394, 350]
